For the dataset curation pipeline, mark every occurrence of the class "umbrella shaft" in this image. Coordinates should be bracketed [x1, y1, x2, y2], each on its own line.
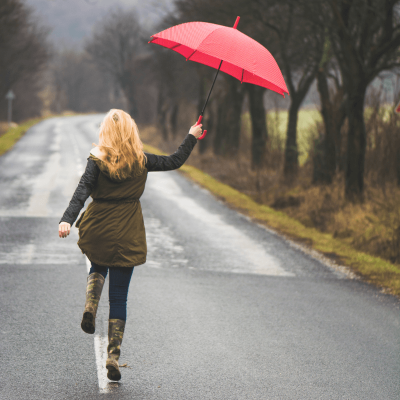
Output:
[201, 60, 223, 116]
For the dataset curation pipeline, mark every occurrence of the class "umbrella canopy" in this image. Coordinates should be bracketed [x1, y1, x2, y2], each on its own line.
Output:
[149, 19, 289, 97]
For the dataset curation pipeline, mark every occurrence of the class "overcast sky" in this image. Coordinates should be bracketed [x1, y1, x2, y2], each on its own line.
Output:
[24, 0, 174, 48]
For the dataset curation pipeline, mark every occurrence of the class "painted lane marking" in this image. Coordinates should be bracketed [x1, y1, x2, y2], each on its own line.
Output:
[94, 334, 112, 393]
[0, 224, 81, 265]
[20, 244, 35, 264]
[0, 121, 71, 218]
[1, 117, 111, 393]
[85, 256, 91, 273]
[0, 118, 96, 217]
[85, 256, 113, 393]
[0, 243, 83, 265]
[71, 122, 113, 393]
[68, 128, 85, 177]
[26, 130, 62, 217]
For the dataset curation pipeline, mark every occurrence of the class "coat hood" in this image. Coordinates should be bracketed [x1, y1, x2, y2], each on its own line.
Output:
[89, 154, 145, 183]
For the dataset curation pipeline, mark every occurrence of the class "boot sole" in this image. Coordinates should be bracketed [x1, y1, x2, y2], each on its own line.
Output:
[81, 311, 95, 334]
[106, 364, 121, 381]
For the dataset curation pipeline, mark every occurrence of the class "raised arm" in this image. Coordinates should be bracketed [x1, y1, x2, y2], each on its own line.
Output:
[59, 157, 100, 233]
[145, 130, 201, 172]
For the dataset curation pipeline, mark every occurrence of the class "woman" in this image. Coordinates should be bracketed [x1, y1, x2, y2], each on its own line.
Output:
[59, 109, 202, 381]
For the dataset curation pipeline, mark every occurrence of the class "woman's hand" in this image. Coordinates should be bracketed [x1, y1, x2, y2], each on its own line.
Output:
[189, 123, 203, 139]
[59, 222, 71, 238]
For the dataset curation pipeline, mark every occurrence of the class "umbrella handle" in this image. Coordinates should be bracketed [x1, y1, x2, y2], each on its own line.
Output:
[196, 115, 207, 140]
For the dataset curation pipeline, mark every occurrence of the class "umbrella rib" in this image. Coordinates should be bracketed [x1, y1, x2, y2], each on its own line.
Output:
[201, 59, 223, 115]
[241, 69, 244, 83]
[170, 43, 181, 50]
[186, 49, 197, 61]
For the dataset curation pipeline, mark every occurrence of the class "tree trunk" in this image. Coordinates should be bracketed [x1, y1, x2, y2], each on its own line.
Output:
[156, 87, 168, 140]
[213, 101, 227, 156]
[126, 91, 137, 120]
[213, 77, 244, 157]
[284, 98, 301, 179]
[345, 87, 367, 201]
[197, 75, 208, 154]
[225, 78, 243, 155]
[247, 85, 268, 169]
[199, 105, 214, 154]
[312, 133, 326, 184]
[316, 69, 336, 184]
[121, 82, 137, 119]
[119, 70, 137, 118]
[396, 147, 400, 187]
[170, 102, 179, 137]
[335, 99, 347, 172]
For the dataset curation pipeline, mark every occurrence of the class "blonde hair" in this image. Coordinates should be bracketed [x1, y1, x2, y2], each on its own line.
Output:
[96, 109, 146, 180]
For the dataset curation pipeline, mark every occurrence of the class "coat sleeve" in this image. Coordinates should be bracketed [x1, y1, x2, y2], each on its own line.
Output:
[59, 157, 100, 225]
[145, 133, 197, 172]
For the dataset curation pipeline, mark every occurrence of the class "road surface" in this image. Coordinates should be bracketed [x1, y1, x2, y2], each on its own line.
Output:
[0, 115, 399, 399]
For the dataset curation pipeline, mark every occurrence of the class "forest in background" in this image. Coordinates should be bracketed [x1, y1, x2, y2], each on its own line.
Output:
[2, 0, 400, 267]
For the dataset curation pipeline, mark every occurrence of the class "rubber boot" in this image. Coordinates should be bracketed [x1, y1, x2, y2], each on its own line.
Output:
[81, 272, 105, 334]
[106, 319, 126, 381]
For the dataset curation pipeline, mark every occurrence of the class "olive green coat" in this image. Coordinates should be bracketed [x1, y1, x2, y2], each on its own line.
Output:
[77, 155, 148, 267]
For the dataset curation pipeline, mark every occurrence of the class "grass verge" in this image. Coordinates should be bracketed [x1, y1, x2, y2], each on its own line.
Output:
[0, 118, 43, 156]
[0, 112, 84, 157]
[143, 142, 400, 298]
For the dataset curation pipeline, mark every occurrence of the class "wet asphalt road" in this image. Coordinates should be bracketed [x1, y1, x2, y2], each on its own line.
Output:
[0, 115, 399, 400]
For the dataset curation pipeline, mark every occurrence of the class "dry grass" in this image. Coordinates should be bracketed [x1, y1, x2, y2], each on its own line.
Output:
[242, 108, 322, 165]
[0, 119, 42, 156]
[0, 122, 14, 138]
[0, 112, 86, 157]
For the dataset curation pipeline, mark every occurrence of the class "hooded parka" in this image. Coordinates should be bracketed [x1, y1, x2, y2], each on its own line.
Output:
[60, 133, 197, 267]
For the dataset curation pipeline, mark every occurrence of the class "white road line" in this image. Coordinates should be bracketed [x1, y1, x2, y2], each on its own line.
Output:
[26, 150, 61, 217]
[20, 244, 35, 264]
[76, 122, 113, 391]
[78, 128, 112, 392]
[85, 256, 91, 273]
[85, 255, 112, 392]
[94, 334, 112, 393]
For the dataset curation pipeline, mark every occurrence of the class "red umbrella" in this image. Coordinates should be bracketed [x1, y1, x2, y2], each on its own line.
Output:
[396, 100, 400, 113]
[149, 17, 288, 139]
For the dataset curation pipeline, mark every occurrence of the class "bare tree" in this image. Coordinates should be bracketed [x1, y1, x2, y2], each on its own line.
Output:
[213, 75, 245, 156]
[170, 0, 248, 156]
[148, 46, 198, 138]
[50, 49, 126, 114]
[314, 35, 347, 184]
[246, 84, 268, 169]
[0, 0, 49, 121]
[326, 0, 400, 201]
[85, 8, 144, 118]
[252, 0, 325, 180]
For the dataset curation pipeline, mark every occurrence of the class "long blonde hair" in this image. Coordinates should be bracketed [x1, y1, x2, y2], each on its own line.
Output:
[96, 109, 146, 180]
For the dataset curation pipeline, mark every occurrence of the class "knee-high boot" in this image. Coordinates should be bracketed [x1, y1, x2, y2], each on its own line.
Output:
[81, 272, 105, 334]
[106, 319, 126, 381]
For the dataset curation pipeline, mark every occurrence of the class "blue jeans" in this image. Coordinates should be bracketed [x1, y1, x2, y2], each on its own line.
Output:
[89, 261, 134, 321]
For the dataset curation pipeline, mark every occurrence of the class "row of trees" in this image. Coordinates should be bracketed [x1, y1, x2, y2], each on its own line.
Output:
[155, 0, 400, 202]
[2, 0, 400, 203]
[0, 0, 49, 121]
[49, 9, 159, 124]
[0, 1, 146, 122]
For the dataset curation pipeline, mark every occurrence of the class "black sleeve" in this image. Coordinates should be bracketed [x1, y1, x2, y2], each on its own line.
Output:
[145, 133, 197, 172]
[59, 157, 100, 225]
